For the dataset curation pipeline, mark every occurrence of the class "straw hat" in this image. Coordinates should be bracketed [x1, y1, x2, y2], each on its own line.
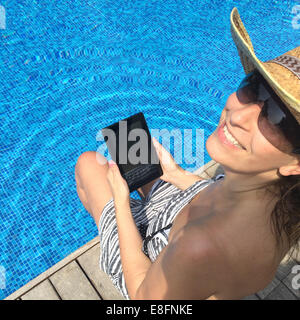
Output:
[230, 7, 300, 124]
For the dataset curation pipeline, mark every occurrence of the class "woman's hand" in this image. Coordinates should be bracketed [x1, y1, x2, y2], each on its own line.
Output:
[152, 137, 184, 184]
[152, 137, 203, 190]
[107, 160, 130, 206]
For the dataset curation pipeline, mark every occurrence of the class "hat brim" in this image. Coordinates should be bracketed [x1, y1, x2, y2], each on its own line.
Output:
[230, 7, 300, 119]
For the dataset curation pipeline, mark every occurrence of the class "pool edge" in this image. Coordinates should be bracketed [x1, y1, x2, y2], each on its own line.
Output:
[4, 236, 100, 300]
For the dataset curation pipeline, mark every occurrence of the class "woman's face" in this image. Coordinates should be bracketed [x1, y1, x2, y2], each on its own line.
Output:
[206, 92, 299, 176]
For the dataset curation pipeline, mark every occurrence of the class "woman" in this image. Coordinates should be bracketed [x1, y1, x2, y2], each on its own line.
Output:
[75, 8, 300, 300]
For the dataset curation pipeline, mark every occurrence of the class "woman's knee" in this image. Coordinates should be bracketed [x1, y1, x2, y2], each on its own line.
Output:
[76, 151, 97, 173]
[75, 152, 107, 181]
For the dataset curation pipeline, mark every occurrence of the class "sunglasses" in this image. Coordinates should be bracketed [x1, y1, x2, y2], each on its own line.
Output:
[236, 70, 300, 155]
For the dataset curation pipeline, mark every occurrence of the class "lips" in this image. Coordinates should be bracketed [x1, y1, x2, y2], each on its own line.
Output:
[217, 121, 245, 150]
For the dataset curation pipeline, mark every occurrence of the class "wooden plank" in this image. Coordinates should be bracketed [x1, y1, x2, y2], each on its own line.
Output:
[21, 280, 60, 300]
[275, 260, 297, 281]
[264, 283, 298, 300]
[282, 270, 300, 299]
[5, 236, 99, 300]
[256, 277, 281, 299]
[77, 245, 125, 300]
[49, 261, 100, 300]
[194, 160, 223, 179]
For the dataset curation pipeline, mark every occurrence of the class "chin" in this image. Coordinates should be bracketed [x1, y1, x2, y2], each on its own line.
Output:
[206, 131, 242, 174]
[206, 131, 224, 164]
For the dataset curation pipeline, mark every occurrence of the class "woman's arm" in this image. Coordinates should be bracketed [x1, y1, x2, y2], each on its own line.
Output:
[167, 167, 204, 191]
[114, 200, 152, 299]
[134, 225, 222, 300]
[106, 160, 152, 299]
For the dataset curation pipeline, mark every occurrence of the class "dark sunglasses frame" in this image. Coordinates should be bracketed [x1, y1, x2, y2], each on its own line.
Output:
[236, 70, 300, 155]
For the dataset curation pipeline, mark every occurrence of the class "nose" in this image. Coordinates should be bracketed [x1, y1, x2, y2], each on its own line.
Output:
[228, 92, 263, 131]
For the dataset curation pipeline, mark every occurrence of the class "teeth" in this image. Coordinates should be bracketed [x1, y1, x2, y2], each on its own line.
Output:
[223, 125, 243, 149]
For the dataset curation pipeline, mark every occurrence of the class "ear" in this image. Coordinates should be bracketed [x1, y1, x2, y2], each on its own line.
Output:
[278, 162, 300, 177]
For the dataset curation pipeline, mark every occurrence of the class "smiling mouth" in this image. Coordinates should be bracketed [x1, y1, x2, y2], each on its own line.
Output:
[218, 122, 246, 150]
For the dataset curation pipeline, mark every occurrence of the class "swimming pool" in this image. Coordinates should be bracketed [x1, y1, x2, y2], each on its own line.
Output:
[0, 0, 298, 299]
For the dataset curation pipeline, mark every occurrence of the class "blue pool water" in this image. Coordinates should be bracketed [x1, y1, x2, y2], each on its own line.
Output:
[0, 0, 298, 299]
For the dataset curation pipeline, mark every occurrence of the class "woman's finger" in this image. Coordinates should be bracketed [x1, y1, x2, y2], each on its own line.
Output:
[108, 160, 127, 185]
[152, 137, 168, 160]
[106, 168, 114, 185]
[152, 137, 161, 156]
[108, 159, 116, 167]
[152, 137, 174, 166]
[108, 160, 122, 180]
[108, 160, 119, 174]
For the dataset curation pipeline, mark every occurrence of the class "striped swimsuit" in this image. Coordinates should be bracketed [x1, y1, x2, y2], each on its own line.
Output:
[98, 173, 225, 300]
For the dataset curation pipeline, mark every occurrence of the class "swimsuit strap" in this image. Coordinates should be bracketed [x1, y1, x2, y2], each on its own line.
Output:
[142, 223, 173, 256]
[214, 173, 225, 181]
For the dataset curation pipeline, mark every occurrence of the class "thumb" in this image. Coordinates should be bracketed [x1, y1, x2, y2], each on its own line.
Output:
[152, 137, 164, 162]
[108, 160, 124, 178]
[152, 137, 173, 166]
[108, 160, 118, 172]
[152, 137, 161, 156]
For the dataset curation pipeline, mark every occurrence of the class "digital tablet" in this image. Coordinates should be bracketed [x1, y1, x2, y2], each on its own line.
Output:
[101, 112, 163, 192]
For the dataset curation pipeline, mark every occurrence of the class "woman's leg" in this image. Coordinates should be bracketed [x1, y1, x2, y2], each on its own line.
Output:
[75, 151, 113, 226]
[75, 150, 160, 225]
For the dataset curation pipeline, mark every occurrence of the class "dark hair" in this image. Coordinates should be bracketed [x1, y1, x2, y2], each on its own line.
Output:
[263, 171, 300, 262]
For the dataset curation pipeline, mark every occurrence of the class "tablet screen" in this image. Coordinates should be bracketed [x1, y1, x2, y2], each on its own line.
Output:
[103, 113, 153, 175]
[102, 112, 162, 192]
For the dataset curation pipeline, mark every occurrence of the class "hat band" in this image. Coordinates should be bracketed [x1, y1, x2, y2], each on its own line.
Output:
[268, 54, 300, 80]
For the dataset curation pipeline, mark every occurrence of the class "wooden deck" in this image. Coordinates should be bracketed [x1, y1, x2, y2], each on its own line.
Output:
[4, 160, 300, 300]
[5, 237, 125, 300]
[4, 235, 300, 300]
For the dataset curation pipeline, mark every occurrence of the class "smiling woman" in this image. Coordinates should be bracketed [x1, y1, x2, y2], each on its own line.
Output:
[75, 7, 300, 300]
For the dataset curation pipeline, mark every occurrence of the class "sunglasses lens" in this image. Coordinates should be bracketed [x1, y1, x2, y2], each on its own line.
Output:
[237, 74, 258, 104]
[237, 71, 300, 154]
[263, 97, 286, 126]
[258, 100, 294, 153]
